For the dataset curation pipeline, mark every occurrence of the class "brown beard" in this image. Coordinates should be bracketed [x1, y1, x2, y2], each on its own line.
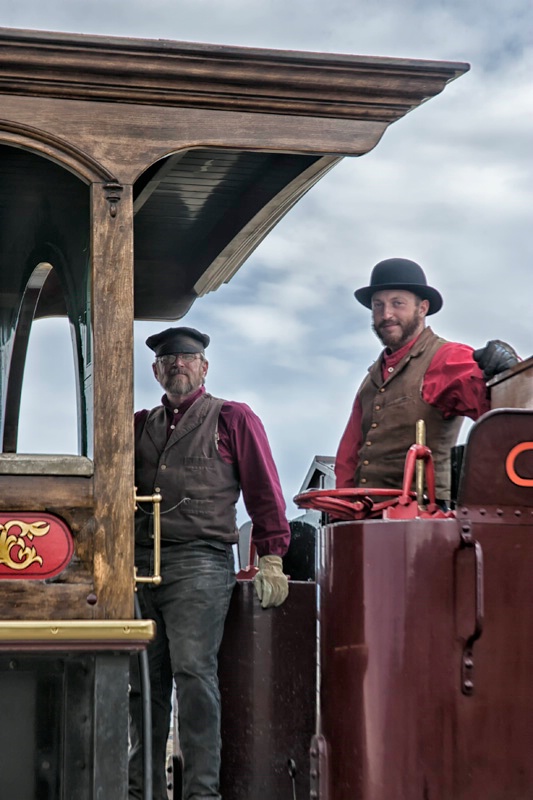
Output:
[372, 313, 423, 351]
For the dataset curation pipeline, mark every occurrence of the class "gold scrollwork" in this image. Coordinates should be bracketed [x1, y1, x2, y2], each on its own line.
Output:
[0, 520, 50, 570]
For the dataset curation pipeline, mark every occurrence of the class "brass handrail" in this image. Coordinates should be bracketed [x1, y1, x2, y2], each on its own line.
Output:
[416, 419, 426, 509]
[134, 490, 163, 586]
[0, 619, 155, 644]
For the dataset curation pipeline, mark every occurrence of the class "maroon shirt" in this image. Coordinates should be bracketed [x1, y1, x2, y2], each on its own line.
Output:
[135, 386, 290, 557]
[335, 336, 491, 489]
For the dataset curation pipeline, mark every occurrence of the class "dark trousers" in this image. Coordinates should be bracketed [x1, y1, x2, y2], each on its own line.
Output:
[129, 540, 236, 800]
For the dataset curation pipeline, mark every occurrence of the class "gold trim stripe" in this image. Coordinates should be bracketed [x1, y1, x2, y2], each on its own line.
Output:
[0, 620, 155, 643]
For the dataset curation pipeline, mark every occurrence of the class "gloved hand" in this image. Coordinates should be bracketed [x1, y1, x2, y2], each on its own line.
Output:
[253, 555, 289, 609]
[473, 339, 519, 381]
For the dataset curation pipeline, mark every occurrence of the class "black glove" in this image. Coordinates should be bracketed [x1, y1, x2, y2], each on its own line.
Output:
[473, 339, 519, 380]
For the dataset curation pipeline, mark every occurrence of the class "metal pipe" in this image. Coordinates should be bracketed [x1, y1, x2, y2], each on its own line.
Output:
[416, 419, 426, 508]
[134, 593, 153, 800]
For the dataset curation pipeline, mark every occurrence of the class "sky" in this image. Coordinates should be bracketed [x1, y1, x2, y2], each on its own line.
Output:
[4, 0, 532, 522]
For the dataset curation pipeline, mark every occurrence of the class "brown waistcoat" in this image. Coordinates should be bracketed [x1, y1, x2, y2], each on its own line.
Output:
[135, 393, 240, 545]
[356, 327, 463, 500]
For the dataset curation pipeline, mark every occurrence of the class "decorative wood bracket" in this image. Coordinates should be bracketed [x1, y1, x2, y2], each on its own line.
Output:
[103, 181, 123, 217]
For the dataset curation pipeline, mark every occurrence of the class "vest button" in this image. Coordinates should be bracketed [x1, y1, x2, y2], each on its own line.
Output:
[387, 366, 394, 373]
[371, 422, 378, 428]
[173, 408, 179, 413]
[375, 405, 381, 411]
[170, 424, 176, 430]
[160, 464, 167, 470]
[379, 388, 385, 393]
[360, 477, 367, 484]
[366, 441, 372, 447]
[363, 460, 369, 466]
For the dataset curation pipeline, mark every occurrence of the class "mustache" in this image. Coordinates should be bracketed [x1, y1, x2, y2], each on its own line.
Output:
[377, 320, 400, 329]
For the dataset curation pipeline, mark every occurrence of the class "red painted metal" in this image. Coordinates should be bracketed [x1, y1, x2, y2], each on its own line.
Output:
[0, 512, 74, 579]
[236, 538, 259, 579]
[219, 581, 316, 800]
[294, 441, 443, 520]
[314, 409, 533, 800]
[317, 518, 488, 798]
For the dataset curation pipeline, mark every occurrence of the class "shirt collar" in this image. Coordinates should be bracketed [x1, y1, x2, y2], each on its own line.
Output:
[382, 330, 423, 369]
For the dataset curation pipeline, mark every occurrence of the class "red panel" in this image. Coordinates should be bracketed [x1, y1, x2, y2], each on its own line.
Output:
[319, 516, 533, 800]
[0, 512, 74, 579]
[219, 581, 316, 800]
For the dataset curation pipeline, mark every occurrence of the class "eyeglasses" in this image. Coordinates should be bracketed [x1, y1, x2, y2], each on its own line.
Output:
[156, 353, 201, 365]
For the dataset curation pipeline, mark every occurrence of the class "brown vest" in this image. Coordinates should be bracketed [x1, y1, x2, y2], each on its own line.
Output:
[135, 393, 240, 545]
[356, 327, 463, 500]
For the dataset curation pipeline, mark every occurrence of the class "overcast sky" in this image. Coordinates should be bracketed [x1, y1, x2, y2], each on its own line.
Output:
[5, 0, 532, 521]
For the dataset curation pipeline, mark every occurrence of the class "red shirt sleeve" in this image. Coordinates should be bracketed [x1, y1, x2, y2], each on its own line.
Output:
[422, 342, 491, 419]
[217, 402, 291, 557]
[335, 394, 363, 489]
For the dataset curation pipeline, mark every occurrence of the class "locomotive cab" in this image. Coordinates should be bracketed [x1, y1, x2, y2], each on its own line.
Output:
[0, 25, 490, 800]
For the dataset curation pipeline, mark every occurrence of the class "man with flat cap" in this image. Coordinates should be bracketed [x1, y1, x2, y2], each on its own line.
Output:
[335, 257, 519, 501]
[129, 326, 290, 800]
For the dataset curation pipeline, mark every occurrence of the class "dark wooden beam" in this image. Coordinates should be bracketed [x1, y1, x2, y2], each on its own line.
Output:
[90, 182, 135, 619]
[0, 27, 469, 123]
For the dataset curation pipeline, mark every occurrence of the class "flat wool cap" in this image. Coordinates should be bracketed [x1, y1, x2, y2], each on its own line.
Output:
[145, 327, 210, 357]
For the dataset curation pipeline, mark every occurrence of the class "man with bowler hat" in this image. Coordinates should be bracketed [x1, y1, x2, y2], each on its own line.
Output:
[335, 257, 519, 502]
[129, 326, 290, 800]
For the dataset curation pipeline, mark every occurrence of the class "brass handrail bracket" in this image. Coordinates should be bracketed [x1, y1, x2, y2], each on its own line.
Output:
[134, 490, 163, 586]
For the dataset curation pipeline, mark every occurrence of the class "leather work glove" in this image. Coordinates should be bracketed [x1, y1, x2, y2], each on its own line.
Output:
[473, 339, 520, 381]
[253, 555, 289, 609]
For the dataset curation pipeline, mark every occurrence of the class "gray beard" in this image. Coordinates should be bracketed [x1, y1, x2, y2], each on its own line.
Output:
[161, 372, 197, 397]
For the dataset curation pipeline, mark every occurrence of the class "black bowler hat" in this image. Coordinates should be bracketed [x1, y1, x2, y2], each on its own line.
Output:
[145, 326, 210, 357]
[354, 258, 443, 315]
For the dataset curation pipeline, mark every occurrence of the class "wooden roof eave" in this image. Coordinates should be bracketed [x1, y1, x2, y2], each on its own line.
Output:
[0, 28, 471, 322]
[0, 27, 469, 124]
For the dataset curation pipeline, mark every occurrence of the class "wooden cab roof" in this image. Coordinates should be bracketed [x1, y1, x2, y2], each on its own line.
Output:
[0, 27, 469, 321]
